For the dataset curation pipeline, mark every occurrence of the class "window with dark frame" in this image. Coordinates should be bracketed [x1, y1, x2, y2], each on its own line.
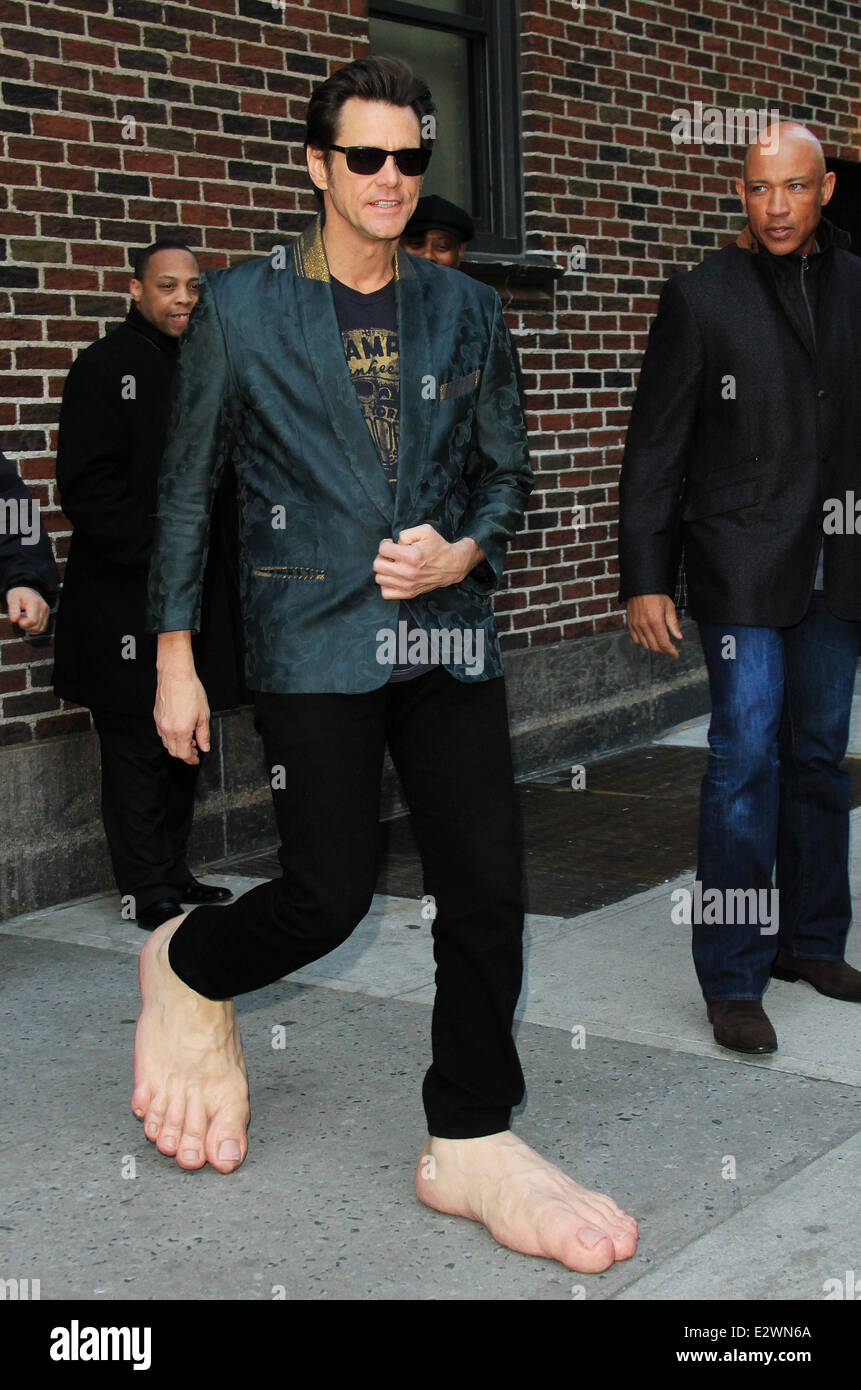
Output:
[367, 0, 523, 259]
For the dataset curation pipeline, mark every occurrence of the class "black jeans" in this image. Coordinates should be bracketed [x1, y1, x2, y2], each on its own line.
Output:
[168, 668, 526, 1139]
[91, 707, 198, 914]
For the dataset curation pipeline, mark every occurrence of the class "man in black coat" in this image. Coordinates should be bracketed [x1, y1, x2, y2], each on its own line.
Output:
[619, 122, 861, 1053]
[1, 450, 58, 634]
[52, 242, 247, 929]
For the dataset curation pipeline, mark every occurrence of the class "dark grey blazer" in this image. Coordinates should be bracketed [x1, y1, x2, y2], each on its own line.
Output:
[618, 218, 861, 626]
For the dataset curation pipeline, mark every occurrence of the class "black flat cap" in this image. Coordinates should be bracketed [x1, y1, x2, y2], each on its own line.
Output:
[402, 194, 475, 242]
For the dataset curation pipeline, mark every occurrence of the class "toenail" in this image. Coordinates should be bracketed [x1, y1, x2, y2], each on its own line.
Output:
[218, 1139, 241, 1162]
[578, 1226, 610, 1250]
[146, 1123, 158, 1137]
[181, 1150, 199, 1162]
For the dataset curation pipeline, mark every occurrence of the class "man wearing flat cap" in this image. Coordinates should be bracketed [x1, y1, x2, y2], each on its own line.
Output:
[400, 193, 474, 267]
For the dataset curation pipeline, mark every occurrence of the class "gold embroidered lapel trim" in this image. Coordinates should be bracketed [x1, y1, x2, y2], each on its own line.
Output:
[292, 212, 405, 281]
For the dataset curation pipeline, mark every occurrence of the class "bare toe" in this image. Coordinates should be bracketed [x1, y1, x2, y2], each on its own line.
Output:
[205, 1105, 249, 1174]
[608, 1222, 639, 1260]
[143, 1095, 166, 1144]
[130, 1079, 152, 1120]
[565, 1226, 617, 1272]
[156, 1094, 187, 1156]
[176, 1095, 208, 1171]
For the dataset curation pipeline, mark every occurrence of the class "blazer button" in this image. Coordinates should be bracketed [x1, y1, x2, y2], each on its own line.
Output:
[817, 388, 826, 400]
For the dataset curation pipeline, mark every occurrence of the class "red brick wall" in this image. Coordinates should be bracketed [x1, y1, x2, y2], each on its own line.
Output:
[1, 0, 859, 742]
[0, 0, 365, 743]
[509, 0, 861, 651]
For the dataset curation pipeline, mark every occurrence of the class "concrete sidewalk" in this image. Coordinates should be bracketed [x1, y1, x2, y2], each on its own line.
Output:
[2, 714, 860, 1301]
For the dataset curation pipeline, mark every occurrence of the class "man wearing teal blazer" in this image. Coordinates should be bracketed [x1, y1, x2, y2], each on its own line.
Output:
[132, 56, 638, 1275]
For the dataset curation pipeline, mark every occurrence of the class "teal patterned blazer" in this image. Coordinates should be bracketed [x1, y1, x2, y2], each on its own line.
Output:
[147, 213, 533, 693]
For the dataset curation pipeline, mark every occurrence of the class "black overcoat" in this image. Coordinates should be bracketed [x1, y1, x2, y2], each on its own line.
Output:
[52, 305, 248, 715]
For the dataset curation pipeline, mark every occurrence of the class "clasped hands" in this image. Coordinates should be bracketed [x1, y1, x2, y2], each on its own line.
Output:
[373, 524, 480, 600]
[156, 524, 483, 765]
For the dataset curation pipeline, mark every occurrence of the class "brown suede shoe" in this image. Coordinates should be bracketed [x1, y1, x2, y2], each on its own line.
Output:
[771, 950, 861, 1002]
[706, 1000, 778, 1054]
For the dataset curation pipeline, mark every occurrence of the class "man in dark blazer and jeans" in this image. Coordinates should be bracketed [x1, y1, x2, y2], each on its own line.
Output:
[619, 122, 861, 1053]
[132, 57, 638, 1275]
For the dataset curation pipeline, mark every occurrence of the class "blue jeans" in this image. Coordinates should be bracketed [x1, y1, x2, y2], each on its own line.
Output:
[695, 593, 860, 1000]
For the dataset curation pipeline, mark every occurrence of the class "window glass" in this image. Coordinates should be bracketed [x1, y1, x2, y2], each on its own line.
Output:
[397, 1, 473, 12]
[369, 18, 473, 210]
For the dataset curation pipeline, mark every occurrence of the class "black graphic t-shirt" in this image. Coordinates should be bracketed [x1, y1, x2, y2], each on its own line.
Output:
[330, 274, 400, 486]
[330, 273, 426, 683]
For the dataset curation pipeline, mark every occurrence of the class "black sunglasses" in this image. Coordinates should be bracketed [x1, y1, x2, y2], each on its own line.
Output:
[328, 144, 432, 177]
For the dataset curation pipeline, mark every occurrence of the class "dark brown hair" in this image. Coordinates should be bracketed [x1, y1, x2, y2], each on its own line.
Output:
[304, 55, 435, 206]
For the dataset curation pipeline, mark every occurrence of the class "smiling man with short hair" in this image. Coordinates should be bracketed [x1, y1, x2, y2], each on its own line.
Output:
[133, 55, 639, 1275]
[130, 241, 199, 337]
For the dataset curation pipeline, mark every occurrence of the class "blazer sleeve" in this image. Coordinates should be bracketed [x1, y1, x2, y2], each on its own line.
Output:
[618, 273, 705, 602]
[455, 294, 534, 596]
[55, 354, 154, 569]
[146, 274, 242, 635]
